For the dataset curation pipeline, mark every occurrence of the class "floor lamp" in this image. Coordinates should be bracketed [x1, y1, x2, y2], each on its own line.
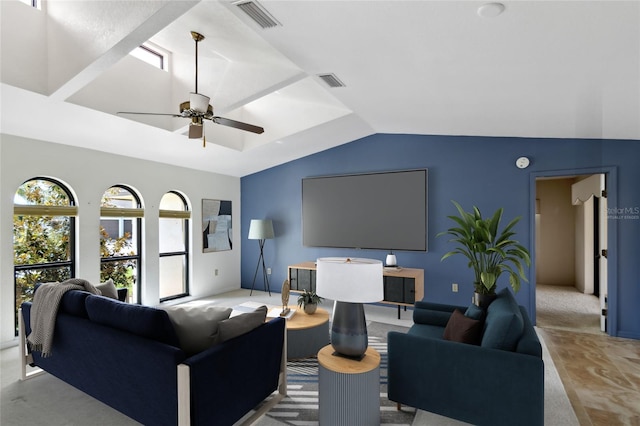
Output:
[316, 257, 383, 360]
[248, 219, 274, 296]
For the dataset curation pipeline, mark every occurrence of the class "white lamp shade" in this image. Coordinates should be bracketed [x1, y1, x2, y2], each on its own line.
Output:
[190, 92, 210, 112]
[316, 257, 383, 303]
[248, 219, 274, 240]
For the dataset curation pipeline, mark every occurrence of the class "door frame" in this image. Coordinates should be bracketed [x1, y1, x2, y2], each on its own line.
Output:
[528, 166, 618, 336]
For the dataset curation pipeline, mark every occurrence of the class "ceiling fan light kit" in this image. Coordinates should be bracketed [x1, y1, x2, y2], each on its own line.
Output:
[188, 92, 211, 113]
[117, 30, 264, 146]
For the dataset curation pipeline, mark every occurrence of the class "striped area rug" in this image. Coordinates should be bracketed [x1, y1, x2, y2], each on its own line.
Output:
[256, 322, 416, 426]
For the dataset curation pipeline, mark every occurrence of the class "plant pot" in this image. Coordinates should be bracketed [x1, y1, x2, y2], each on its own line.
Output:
[473, 292, 497, 309]
[303, 303, 317, 315]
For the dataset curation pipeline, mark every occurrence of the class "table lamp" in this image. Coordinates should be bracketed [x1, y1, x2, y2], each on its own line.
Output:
[248, 219, 274, 296]
[316, 257, 383, 360]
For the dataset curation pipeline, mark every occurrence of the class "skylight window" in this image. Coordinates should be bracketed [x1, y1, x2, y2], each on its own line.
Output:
[130, 45, 166, 70]
[19, 0, 40, 8]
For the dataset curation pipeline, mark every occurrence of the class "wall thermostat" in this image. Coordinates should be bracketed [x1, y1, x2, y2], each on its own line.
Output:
[515, 156, 530, 169]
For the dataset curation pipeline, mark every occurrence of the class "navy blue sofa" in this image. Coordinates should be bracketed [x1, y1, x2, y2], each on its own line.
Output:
[20, 291, 286, 426]
[388, 287, 544, 426]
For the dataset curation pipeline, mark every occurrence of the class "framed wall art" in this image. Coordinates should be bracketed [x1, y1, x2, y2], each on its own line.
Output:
[202, 199, 232, 252]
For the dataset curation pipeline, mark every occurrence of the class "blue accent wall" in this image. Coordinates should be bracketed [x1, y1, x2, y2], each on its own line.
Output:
[241, 133, 640, 339]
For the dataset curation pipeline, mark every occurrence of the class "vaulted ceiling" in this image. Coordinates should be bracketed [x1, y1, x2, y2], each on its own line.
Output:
[2, 0, 639, 177]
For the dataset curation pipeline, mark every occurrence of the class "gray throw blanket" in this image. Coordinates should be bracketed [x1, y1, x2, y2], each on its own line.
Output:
[27, 278, 100, 357]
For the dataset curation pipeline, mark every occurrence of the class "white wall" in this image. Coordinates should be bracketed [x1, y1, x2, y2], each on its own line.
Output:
[0, 135, 242, 346]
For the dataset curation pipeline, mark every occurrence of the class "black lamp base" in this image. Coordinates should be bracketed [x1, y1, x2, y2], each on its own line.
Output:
[330, 301, 368, 361]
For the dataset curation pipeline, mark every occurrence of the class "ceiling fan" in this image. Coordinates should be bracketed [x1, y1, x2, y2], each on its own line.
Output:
[117, 31, 264, 146]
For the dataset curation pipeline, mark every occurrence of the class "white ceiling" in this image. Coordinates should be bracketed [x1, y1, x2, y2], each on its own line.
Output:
[2, 0, 639, 177]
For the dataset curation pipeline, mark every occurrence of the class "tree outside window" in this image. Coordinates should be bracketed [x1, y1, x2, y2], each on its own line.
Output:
[100, 186, 142, 303]
[13, 178, 75, 333]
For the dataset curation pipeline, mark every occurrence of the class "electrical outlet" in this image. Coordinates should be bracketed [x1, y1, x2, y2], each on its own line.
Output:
[267, 268, 272, 275]
[215, 269, 219, 276]
[452, 283, 459, 293]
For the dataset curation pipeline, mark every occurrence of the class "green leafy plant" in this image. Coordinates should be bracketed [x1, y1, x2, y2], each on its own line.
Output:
[297, 289, 323, 307]
[437, 200, 531, 295]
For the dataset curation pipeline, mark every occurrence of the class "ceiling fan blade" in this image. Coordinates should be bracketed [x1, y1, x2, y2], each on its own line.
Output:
[188, 123, 204, 139]
[211, 116, 264, 134]
[117, 111, 183, 118]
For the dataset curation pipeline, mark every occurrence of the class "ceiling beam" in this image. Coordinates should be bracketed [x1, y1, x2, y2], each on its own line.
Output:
[50, 1, 200, 101]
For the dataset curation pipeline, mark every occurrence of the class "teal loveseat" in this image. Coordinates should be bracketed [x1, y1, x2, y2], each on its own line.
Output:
[388, 287, 544, 426]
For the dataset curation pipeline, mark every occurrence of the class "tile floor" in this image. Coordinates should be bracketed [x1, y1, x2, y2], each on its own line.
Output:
[536, 285, 640, 426]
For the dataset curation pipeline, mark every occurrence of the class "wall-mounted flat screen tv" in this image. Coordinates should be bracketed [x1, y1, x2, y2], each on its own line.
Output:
[302, 169, 427, 251]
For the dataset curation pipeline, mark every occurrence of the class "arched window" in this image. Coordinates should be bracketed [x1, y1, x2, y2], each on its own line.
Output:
[100, 185, 143, 303]
[13, 177, 76, 333]
[159, 191, 190, 300]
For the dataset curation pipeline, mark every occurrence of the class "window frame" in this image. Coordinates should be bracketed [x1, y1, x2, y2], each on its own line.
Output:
[100, 185, 143, 304]
[13, 177, 76, 334]
[159, 191, 190, 302]
[130, 42, 169, 71]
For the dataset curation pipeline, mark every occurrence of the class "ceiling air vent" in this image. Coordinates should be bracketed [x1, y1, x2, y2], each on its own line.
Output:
[234, 0, 281, 29]
[317, 73, 346, 88]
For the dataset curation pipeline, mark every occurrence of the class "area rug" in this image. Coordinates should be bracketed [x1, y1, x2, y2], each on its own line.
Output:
[253, 321, 416, 426]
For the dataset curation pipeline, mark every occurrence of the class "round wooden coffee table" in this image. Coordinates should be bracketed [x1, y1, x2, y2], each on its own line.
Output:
[286, 307, 329, 359]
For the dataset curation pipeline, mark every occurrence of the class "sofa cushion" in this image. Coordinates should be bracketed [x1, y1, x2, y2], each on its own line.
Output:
[216, 305, 267, 344]
[162, 304, 232, 356]
[481, 287, 524, 351]
[85, 295, 179, 347]
[443, 309, 483, 345]
[59, 290, 92, 318]
[95, 279, 118, 300]
[408, 323, 445, 340]
[464, 304, 485, 321]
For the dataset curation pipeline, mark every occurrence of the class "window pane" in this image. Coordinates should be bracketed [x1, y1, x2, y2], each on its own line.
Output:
[15, 179, 72, 206]
[159, 255, 186, 299]
[101, 187, 138, 209]
[15, 266, 72, 315]
[159, 217, 185, 253]
[100, 218, 138, 256]
[130, 45, 164, 69]
[101, 259, 138, 304]
[160, 192, 185, 211]
[14, 215, 71, 265]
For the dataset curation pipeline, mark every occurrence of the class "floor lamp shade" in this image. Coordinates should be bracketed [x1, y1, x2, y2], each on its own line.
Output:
[316, 257, 383, 359]
[248, 219, 274, 240]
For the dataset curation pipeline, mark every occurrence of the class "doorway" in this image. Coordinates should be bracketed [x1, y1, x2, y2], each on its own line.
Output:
[534, 174, 606, 335]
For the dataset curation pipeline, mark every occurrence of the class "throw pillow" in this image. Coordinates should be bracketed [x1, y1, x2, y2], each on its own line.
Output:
[95, 279, 118, 299]
[162, 304, 232, 356]
[464, 303, 485, 321]
[443, 309, 483, 345]
[216, 305, 267, 344]
[480, 287, 524, 351]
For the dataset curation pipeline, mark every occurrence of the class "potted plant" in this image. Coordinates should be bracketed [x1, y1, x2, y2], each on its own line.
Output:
[297, 289, 323, 315]
[437, 200, 531, 307]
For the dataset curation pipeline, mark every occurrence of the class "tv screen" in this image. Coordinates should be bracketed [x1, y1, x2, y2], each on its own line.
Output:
[302, 169, 427, 251]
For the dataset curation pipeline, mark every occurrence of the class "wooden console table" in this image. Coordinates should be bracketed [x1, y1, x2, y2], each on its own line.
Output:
[287, 261, 424, 319]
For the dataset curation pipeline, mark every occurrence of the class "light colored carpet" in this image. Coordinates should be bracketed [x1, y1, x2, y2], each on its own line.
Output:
[536, 284, 601, 334]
